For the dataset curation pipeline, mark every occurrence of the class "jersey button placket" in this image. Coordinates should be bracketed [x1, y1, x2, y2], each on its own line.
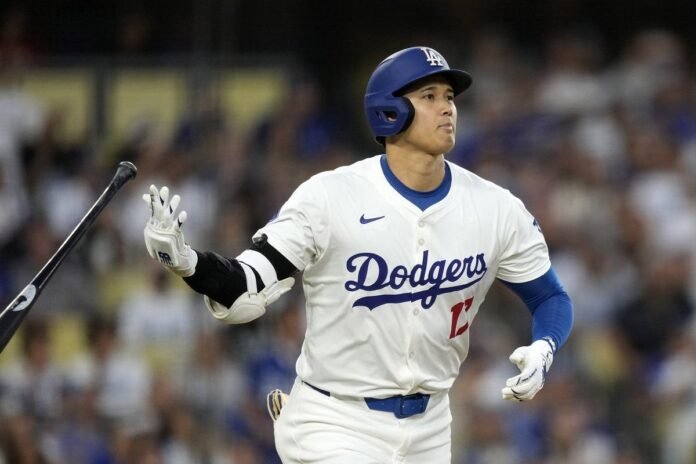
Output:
[407, 216, 427, 380]
[415, 217, 427, 320]
[417, 218, 426, 249]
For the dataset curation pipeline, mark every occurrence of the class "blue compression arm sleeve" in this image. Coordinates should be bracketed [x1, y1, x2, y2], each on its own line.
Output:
[499, 267, 573, 351]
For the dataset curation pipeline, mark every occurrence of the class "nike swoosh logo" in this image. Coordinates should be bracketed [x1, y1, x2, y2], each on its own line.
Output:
[11, 295, 27, 311]
[360, 214, 385, 224]
[2, 284, 36, 318]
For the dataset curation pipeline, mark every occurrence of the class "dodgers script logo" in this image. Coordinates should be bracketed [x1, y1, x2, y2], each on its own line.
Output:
[345, 250, 487, 310]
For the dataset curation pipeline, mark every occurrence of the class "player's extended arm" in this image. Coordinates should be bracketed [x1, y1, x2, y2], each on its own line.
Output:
[498, 268, 573, 401]
[143, 185, 297, 324]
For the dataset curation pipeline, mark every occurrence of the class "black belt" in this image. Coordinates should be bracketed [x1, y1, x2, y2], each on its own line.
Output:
[304, 382, 430, 419]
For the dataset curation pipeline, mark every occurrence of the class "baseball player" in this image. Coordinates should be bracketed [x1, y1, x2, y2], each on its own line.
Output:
[142, 46, 573, 463]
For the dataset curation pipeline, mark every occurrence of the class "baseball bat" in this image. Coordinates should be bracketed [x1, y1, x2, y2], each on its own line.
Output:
[0, 161, 138, 353]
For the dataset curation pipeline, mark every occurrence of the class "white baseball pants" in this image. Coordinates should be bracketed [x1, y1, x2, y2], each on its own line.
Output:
[274, 379, 452, 463]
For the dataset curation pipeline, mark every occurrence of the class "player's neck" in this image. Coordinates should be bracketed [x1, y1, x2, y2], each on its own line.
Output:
[384, 148, 445, 192]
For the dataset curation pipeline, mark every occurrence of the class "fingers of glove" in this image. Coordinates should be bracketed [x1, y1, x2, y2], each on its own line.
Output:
[142, 193, 155, 220]
[502, 366, 541, 401]
[149, 185, 164, 221]
[505, 373, 522, 389]
[502, 385, 533, 401]
[175, 211, 187, 231]
[506, 367, 538, 390]
[159, 186, 169, 209]
[502, 381, 542, 401]
[169, 194, 181, 217]
[159, 186, 173, 226]
[501, 386, 522, 401]
[508, 346, 528, 366]
[149, 185, 179, 227]
[507, 364, 539, 385]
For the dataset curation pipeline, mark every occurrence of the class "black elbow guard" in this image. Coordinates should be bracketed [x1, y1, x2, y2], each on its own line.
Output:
[183, 235, 299, 308]
[183, 250, 259, 307]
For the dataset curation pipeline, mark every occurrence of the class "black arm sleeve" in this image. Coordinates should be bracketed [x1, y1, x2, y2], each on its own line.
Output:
[182, 235, 298, 307]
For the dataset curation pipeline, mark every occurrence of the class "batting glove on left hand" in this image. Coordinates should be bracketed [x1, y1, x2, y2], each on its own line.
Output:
[502, 338, 554, 401]
[143, 184, 198, 277]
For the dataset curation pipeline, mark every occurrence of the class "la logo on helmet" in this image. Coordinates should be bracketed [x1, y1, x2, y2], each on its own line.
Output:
[421, 47, 444, 67]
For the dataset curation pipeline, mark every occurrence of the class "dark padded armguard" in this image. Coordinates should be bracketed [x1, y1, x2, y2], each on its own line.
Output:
[183, 251, 254, 307]
[183, 236, 298, 308]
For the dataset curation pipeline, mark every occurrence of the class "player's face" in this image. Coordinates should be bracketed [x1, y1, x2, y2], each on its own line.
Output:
[399, 76, 457, 155]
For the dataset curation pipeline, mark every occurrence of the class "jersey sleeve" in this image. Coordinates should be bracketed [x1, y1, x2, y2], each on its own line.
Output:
[254, 175, 329, 272]
[496, 193, 551, 283]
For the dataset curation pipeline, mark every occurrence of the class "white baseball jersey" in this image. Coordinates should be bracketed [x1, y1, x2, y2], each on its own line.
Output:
[255, 155, 550, 398]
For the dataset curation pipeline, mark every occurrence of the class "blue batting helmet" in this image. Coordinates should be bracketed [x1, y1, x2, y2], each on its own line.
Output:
[364, 46, 472, 144]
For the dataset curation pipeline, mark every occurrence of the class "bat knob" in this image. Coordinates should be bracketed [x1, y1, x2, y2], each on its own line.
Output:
[118, 161, 138, 178]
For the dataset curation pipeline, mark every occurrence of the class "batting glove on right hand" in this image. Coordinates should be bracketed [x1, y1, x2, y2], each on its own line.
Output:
[143, 184, 198, 277]
[501, 338, 554, 401]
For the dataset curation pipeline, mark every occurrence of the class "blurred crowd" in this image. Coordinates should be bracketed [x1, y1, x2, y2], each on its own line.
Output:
[1, 15, 696, 464]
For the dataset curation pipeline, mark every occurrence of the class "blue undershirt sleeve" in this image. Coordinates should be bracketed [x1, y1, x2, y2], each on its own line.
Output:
[499, 267, 573, 351]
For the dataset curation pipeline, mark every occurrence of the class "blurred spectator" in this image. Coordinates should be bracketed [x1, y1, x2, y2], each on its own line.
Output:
[53, 376, 112, 464]
[175, 329, 247, 429]
[212, 439, 264, 464]
[609, 30, 687, 116]
[116, 265, 199, 376]
[160, 405, 204, 464]
[614, 254, 693, 365]
[37, 159, 97, 238]
[0, 319, 63, 423]
[64, 314, 154, 433]
[252, 74, 342, 163]
[0, 321, 71, 462]
[544, 399, 617, 463]
[626, 128, 696, 255]
[465, 29, 520, 107]
[0, 413, 49, 463]
[653, 330, 696, 464]
[0, 40, 44, 254]
[458, 406, 517, 464]
[536, 29, 610, 116]
[87, 214, 150, 315]
[173, 83, 228, 159]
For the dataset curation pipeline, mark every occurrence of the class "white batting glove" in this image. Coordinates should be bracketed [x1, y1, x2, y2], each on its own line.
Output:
[143, 184, 198, 277]
[501, 338, 555, 401]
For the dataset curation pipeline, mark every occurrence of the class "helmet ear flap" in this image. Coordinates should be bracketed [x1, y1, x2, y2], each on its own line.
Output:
[369, 96, 415, 145]
[398, 96, 415, 134]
